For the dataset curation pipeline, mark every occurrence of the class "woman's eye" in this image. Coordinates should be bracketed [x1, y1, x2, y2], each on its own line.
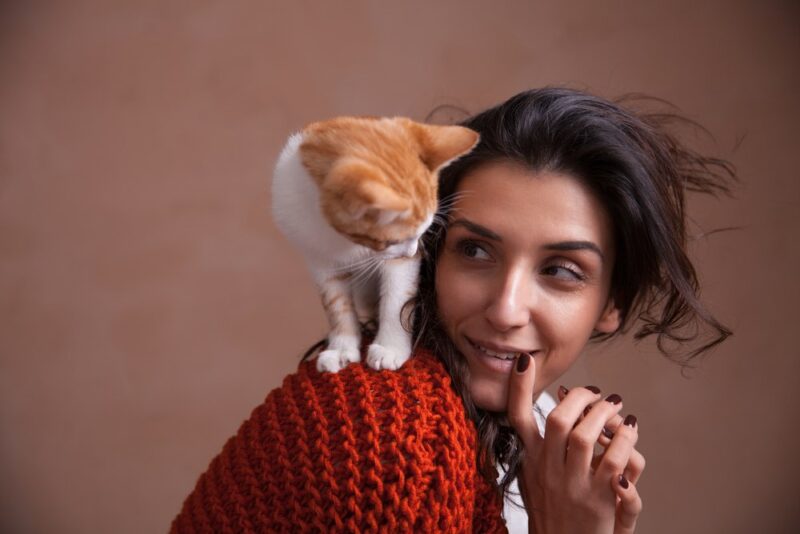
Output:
[542, 263, 586, 281]
[458, 240, 491, 261]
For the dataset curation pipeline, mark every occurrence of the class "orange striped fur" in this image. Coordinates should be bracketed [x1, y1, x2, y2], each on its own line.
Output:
[300, 116, 478, 250]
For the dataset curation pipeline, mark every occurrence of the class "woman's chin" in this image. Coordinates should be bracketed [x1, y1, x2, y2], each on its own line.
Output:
[468, 378, 510, 412]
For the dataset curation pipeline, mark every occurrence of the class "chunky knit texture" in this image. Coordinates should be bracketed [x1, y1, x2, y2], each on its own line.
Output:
[171, 349, 508, 533]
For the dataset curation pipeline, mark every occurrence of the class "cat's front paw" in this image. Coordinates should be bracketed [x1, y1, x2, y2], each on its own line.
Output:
[317, 347, 360, 373]
[366, 343, 411, 371]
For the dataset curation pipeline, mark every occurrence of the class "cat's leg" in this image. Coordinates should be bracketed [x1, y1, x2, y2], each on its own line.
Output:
[351, 271, 379, 325]
[315, 272, 361, 373]
[366, 256, 419, 370]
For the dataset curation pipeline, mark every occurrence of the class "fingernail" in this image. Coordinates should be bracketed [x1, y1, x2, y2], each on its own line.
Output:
[558, 385, 569, 397]
[618, 474, 629, 489]
[624, 414, 638, 428]
[605, 393, 622, 405]
[516, 352, 530, 373]
[602, 426, 614, 439]
[584, 385, 601, 394]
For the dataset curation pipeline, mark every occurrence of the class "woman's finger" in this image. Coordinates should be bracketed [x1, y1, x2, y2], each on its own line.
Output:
[556, 383, 601, 403]
[565, 394, 624, 474]
[506, 352, 543, 451]
[544, 386, 602, 469]
[596, 413, 622, 444]
[596, 415, 646, 483]
[591, 448, 646, 485]
[612, 474, 642, 534]
[594, 415, 638, 483]
[625, 448, 645, 484]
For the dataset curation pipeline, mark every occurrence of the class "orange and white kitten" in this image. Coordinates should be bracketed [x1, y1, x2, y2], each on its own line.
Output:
[272, 116, 478, 372]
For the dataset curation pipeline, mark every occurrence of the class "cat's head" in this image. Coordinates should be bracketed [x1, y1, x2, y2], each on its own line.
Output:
[299, 116, 479, 258]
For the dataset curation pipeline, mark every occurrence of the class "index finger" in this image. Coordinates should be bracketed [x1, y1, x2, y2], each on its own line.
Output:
[506, 352, 543, 451]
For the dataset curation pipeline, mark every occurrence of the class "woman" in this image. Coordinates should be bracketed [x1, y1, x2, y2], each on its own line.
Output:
[171, 88, 734, 533]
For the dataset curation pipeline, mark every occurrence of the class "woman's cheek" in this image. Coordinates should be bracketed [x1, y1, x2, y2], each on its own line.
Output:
[437, 258, 471, 306]
[440, 280, 482, 342]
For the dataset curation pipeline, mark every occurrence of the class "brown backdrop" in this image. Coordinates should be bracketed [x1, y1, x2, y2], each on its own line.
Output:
[1, 1, 798, 532]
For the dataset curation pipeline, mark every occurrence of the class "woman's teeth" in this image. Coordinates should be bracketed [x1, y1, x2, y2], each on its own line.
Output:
[473, 342, 518, 360]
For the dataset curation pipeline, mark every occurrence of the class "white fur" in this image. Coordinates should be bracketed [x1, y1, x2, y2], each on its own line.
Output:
[272, 133, 430, 372]
[272, 133, 372, 270]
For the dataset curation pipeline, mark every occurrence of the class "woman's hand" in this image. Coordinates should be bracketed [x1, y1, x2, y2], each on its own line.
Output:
[507, 353, 645, 534]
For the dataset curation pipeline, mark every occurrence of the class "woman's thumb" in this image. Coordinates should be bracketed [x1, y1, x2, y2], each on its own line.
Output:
[506, 352, 542, 450]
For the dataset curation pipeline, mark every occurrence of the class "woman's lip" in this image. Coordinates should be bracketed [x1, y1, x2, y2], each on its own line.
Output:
[465, 337, 517, 373]
[466, 336, 535, 355]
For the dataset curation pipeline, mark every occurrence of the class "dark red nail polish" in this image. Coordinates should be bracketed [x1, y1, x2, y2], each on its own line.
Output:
[605, 394, 622, 405]
[558, 385, 569, 397]
[584, 385, 601, 394]
[602, 426, 614, 439]
[516, 352, 530, 372]
[624, 414, 637, 428]
[619, 474, 629, 489]
[583, 405, 592, 416]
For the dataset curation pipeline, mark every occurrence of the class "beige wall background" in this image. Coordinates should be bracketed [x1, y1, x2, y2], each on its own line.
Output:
[1, 1, 797, 532]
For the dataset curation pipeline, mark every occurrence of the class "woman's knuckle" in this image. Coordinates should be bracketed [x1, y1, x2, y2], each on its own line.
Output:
[630, 493, 643, 513]
[635, 453, 646, 472]
[620, 425, 639, 445]
[507, 411, 527, 429]
[604, 456, 626, 473]
[546, 413, 570, 434]
[611, 429, 636, 450]
[615, 423, 635, 439]
[567, 431, 593, 450]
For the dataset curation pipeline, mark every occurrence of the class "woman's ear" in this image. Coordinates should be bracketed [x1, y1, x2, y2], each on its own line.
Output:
[594, 298, 621, 334]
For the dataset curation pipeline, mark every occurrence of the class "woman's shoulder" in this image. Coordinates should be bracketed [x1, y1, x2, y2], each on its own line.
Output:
[271, 347, 460, 420]
[256, 347, 473, 463]
[171, 348, 507, 533]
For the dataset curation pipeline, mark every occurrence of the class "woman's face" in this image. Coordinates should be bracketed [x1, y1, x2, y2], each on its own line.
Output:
[435, 162, 620, 411]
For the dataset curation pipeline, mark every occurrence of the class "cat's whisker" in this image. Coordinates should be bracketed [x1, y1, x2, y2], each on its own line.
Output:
[436, 200, 457, 212]
[437, 190, 473, 211]
[350, 253, 381, 278]
[350, 257, 376, 281]
[430, 215, 451, 233]
[418, 239, 431, 261]
[364, 260, 384, 287]
[342, 264, 372, 287]
[451, 190, 474, 201]
[350, 257, 383, 288]
[328, 253, 381, 274]
[440, 190, 467, 202]
[432, 213, 450, 227]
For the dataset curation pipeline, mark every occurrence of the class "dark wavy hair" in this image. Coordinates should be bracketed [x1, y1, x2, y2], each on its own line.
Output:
[411, 87, 737, 500]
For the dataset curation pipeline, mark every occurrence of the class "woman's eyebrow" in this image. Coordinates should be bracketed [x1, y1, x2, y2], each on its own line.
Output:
[448, 218, 502, 241]
[544, 241, 605, 261]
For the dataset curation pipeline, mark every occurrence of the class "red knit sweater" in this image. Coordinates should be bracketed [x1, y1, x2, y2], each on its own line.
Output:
[171, 349, 508, 533]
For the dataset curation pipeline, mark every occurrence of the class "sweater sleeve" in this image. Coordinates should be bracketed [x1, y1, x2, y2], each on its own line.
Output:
[170, 350, 507, 533]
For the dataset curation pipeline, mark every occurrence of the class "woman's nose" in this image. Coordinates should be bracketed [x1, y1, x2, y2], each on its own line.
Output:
[484, 265, 532, 332]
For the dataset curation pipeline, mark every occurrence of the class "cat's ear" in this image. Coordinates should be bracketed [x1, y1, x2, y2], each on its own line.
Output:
[401, 120, 480, 172]
[327, 160, 410, 223]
